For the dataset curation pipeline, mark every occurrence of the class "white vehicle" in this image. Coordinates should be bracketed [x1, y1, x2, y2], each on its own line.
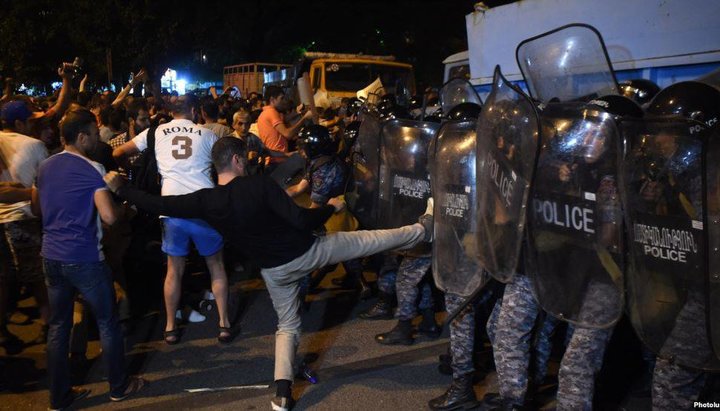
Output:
[454, 0, 720, 98]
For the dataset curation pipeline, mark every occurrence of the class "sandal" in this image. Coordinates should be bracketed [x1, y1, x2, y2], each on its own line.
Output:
[218, 326, 232, 344]
[110, 376, 146, 402]
[164, 328, 181, 345]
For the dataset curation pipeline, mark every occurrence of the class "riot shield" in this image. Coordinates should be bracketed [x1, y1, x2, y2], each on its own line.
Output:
[620, 117, 720, 369]
[708, 128, 720, 361]
[526, 103, 624, 329]
[516, 24, 619, 103]
[431, 120, 484, 296]
[440, 78, 483, 114]
[377, 119, 439, 255]
[347, 113, 382, 228]
[475, 66, 541, 283]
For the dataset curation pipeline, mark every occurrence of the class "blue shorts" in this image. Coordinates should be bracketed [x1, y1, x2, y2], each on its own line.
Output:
[161, 218, 224, 257]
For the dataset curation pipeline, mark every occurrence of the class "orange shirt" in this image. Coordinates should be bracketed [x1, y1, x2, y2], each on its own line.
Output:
[257, 105, 287, 163]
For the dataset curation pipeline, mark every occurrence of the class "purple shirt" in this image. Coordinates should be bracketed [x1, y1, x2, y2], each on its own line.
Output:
[38, 151, 107, 263]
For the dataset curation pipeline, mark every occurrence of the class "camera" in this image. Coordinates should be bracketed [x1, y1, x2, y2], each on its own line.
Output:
[61, 57, 84, 79]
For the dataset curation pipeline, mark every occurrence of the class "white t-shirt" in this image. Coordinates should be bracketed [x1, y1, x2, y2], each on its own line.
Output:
[132, 119, 218, 196]
[0, 131, 48, 223]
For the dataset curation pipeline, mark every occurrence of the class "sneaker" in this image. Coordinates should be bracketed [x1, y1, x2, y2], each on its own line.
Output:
[110, 376, 145, 402]
[187, 309, 206, 323]
[271, 395, 295, 411]
[48, 387, 90, 411]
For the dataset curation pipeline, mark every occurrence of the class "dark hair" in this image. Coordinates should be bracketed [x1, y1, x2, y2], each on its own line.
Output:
[127, 98, 149, 120]
[202, 101, 220, 120]
[264, 85, 284, 101]
[76, 91, 93, 107]
[60, 108, 96, 145]
[99, 106, 112, 126]
[170, 94, 198, 115]
[108, 106, 127, 131]
[211, 137, 247, 172]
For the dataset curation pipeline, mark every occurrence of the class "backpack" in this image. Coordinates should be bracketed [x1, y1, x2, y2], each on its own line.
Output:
[129, 126, 161, 194]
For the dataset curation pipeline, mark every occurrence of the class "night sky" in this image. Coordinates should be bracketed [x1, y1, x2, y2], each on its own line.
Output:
[0, 0, 516, 91]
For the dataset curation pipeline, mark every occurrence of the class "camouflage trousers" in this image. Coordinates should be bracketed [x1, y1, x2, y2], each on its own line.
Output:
[652, 290, 710, 411]
[395, 256, 433, 321]
[486, 274, 558, 405]
[376, 253, 400, 294]
[652, 358, 706, 411]
[558, 324, 612, 411]
[445, 292, 475, 378]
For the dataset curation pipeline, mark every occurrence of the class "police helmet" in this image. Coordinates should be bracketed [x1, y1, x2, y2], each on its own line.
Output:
[619, 79, 660, 107]
[646, 81, 720, 130]
[589, 94, 643, 118]
[343, 121, 361, 148]
[444, 102, 482, 121]
[297, 125, 336, 159]
[377, 102, 410, 121]
[345, 98, 363, 118]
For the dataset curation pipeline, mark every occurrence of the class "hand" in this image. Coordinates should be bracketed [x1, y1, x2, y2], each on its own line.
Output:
[302, 110, 314, 121]
[209, 86, 216, 94]
[296, 104, 305, 114]
[558, 163, 576, 182]
[328, 196, 346, 213]
[133, 69, 148, 85]
[58, 65, 74, 81]
[103, 171, 125, 193]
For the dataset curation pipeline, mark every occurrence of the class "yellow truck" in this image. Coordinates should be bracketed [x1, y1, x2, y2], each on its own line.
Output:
[264, 52, 415, 108]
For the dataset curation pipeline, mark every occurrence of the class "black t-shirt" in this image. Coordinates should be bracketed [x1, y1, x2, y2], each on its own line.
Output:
[118, 174, 334, 268]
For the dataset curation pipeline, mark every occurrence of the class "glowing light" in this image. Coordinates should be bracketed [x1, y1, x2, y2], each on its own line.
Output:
[177, 79, 187, 95]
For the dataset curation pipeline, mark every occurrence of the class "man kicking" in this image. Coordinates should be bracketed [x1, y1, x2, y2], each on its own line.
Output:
[104, 136, 433, 411]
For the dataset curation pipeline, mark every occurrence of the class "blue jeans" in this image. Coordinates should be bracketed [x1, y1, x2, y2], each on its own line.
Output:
[44, 259, 127, 407]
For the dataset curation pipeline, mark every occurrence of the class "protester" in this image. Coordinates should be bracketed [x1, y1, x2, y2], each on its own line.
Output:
[104, 136, 433, 411]
[35, 108, 144, 409]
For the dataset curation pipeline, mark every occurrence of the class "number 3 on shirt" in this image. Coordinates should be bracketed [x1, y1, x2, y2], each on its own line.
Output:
[172, 136, 193, 159]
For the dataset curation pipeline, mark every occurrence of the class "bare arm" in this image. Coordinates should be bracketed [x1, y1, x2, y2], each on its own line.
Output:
[0, 182, 32, 204]
[112, 69, 146, 107]
[285, 178, 309, 198]
[274, 110, 313, 140]
[112, 140, 140, 168]
[30, 186, 41, 217]
[94, 189, 121, 226]
[43, 68, 73, 119]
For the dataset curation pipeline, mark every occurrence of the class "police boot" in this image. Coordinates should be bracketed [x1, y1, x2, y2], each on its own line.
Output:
[477, 393, 524, 411]
[375, 319, 414, 345]
[428, 373, 478, 410]
[418, 308, 442, 339]
[359, 292, 393, 320]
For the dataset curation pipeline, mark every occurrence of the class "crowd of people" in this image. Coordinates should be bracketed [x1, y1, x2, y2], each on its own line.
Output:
[1, 59, 718, 411]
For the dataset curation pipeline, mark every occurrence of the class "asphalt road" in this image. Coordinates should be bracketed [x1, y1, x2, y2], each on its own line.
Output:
[0, 264, 661, 411]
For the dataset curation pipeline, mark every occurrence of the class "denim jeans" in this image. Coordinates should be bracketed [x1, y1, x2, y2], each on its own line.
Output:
[260, 223, 425, 381]
[44, 259, 127, 407]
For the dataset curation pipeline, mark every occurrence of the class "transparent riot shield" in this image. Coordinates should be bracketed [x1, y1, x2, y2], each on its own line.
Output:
[516, 24, 619, 103]
[347, 113, 382, 228]
[440, 78, 483, 114]
[475, 66, 541, 283]
[526, 103, 624, 329]
[378, 119, 439, 256]
[620, 118, 720, 370]
[708, 128, 720, 361]
[430, 120, 484, 296]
